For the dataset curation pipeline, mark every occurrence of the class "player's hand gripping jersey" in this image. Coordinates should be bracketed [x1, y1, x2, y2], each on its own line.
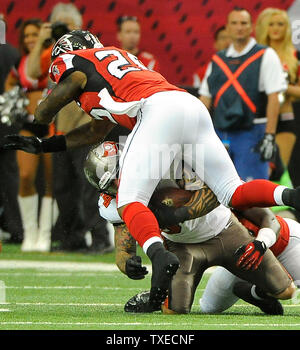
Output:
[49, 47, 184, 130]
[236, 213, 290, 257]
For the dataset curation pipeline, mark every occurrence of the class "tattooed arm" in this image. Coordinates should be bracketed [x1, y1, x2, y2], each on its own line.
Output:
[182, 184, 220, 220]
[114, 223, 148, 280]
[114, 223, 137, 274]
[150, 184, 220, 229]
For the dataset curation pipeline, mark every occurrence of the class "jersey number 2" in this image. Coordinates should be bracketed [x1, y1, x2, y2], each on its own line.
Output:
[95, 50, 147, 79]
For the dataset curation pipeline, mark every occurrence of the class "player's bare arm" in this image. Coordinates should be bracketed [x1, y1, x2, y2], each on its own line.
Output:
[114, 223, 137, 274]
[65, 119, 115, 149]
[114, 223, 148, 280]
[234, 207, 281, 271]
[1, 69, 115, 153]
[184, 185, 220, 220]
[239, 207, 281, 239]
[35, 71, 87, 124]
[148, 185, 220, 229]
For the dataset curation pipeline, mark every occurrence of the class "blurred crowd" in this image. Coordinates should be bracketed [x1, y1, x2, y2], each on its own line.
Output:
[0, 3, 299, 253]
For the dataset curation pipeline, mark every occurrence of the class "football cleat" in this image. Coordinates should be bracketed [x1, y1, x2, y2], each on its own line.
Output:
[149, 251, 179, 310]
[233, 281, 284, 315]
[124, 291, 160, 313]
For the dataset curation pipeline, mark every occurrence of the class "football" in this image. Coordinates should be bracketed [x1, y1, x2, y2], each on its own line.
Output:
[150, 187, 193, 208]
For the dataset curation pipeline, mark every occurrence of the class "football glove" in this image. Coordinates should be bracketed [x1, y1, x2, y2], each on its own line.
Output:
[150, 203, 187, 229]
[125, 255, 148, 280]
[0, 134, 66, 154]
[254, 133, 276, 161]
[235, 240, 267, 270]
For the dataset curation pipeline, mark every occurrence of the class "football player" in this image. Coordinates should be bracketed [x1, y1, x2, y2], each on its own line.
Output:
[84, 141, 296, 315]
[200, 212, 300, 314]
[2, 30, 300, 308]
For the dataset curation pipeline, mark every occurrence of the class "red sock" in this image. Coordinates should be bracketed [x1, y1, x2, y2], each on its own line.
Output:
[231, 180, 279, 210]
[122, 202, 162, 248]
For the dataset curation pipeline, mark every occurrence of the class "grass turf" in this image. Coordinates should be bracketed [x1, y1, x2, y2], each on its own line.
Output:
[0, 244, 300, 331]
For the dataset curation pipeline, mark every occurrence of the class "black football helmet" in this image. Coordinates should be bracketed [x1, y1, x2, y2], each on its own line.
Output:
[51, 30, 103, 60]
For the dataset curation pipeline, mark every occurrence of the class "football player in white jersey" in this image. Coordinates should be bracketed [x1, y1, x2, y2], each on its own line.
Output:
[200, 215, 300, 314]
[84, 141, 296, 314]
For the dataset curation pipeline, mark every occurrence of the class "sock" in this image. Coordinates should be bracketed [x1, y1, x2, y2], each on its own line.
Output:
[282, 187, 300, 209]
[146, 241, 165, 261]
[122, 202, 162, 251]
[251, 285, 267, 300]
[231, 180, 285, 210]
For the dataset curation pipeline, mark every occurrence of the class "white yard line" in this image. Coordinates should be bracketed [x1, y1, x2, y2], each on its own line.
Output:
[0, 272, 118, 277]
[0, 260, 120, 272]
[5, 286, 141, 290]
[0, 321, 299, 327]
[0, 301, 299, 308]
[0, 322, 172, 326]
[0, 260, 217, 274]
[3, 302, 122, 306]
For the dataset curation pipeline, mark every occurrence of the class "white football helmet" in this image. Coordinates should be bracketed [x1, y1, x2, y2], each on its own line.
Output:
[84, 141, 122, 195]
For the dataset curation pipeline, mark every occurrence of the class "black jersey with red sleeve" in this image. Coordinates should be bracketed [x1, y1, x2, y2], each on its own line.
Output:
[49, 47, 184, 130]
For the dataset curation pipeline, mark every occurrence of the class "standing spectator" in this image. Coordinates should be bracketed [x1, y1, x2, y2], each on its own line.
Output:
[256, 8, 300, 168]
[199, 7, 286, 182]
[0, 13, 23, 243]
[116, 15, 160, 72]
[193, 26, 231, 89]
[43, 2, 111, 252]
[5, 18, 55, 252]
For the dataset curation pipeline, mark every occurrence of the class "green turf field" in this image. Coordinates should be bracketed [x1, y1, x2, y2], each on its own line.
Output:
[0, 244, 300, 331]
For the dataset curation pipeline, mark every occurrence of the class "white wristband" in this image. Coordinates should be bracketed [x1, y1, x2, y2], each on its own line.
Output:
[256, 228, 277, 248]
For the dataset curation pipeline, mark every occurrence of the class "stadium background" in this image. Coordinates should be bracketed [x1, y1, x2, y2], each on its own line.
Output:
[1, 0, 298, 86]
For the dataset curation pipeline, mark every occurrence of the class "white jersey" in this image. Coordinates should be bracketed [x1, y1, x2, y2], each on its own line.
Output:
[161, 204, 231, 244]
[98, 163, 232, 244]
[98, 195, 122, 224]
[200, 217, 300, 313]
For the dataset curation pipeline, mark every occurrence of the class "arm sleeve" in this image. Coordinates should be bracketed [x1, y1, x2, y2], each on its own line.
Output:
[259, 48, 287, 94]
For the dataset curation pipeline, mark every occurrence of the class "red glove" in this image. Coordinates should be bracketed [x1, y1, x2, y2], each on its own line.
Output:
[235, 240, 267, 270]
